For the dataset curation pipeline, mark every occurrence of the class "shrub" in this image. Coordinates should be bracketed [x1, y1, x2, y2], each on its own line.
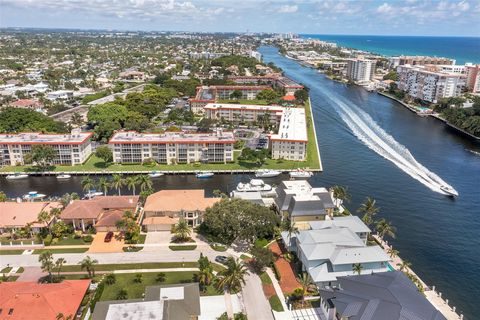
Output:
[43, 234, 53, 246]
[82, 235, 93, 243]
[156, 272, 166, 283]
[105, 273, 116, 285]
[254, 238, 269, 248]
[272, 263, 282, 281]
[90, 282, 105, 311]
[51, 238, 59, 245]
[142, 157, 156, 166]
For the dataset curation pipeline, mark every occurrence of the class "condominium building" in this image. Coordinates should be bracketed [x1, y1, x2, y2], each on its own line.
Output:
[346, 58, 376, 82]
[228, 75, 304, 95]
[0, 131, 93, 166]
[269, 107, 307, 161]
[465, 64, 480, 93]
[398, 55, 455, 66]
[204, 103, 284, 125]
[189, 85, 271, 113]
[397, 64, 467, 103]
[108, 130, 235, 165]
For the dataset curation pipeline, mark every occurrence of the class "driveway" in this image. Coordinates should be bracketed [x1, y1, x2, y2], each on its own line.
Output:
[88, 232, 124, 253]
[242, 272, 274, 320]
[198, 294, 243, 320]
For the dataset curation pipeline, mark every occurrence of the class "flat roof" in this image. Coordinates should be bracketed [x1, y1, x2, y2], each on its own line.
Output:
[270, 108, 307, 142]
[204, 103, 284, 112]
[0, 132, 93, 145]
[109, 131, 235, 144]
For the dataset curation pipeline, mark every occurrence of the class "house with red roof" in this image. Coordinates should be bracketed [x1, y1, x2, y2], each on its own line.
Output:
[0, 280, 90, 320]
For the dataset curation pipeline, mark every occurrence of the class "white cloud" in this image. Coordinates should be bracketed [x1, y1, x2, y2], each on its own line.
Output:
[377, 3, 393, 14]
[278, 4, 298, 13]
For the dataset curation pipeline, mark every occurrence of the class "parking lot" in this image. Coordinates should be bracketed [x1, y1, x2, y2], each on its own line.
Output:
[234, 128, 268, 150]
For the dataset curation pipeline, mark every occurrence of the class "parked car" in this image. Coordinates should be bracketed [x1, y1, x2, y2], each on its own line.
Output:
[104, 231, 114, 242]
[215, 255, 229, 265]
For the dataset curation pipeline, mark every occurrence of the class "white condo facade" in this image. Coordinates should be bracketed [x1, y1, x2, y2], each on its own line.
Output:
[397, 64, 467, 103]
[0, 131, 93, 166]
[108, 130, 235, 165]
[269, 108, 307, 161]
[346, 58, 376, 82]
[204, 103, 284, 125]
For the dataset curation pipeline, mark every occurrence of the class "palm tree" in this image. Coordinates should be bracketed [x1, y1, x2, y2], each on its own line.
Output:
[134, 273, 143, 283]
[216, 258, 249, 293]
[111, 174, 125, 196]
[97, 177, 110, 196]
[116, 289, 128, 300]
[198, 265, 214, 291]
[397, 260, 412, 272]
[387, 248, 399, 259]
[81, 176, 95, 193]
[55, 257, 66, 278]
[37, 210, 52, 235]
[331, 185, 351, 207]
[352, 263, 363, 275]
[156, 272, 166, 283]
[283, 219, 298, 247]
[358, 197, 380, 226]
[298, 272, 312, 307]
[79, 256, 98, 278]
[375, 219, 396, 240]
[173, 219, 191, 242]
[105, 273, 116, 285]
[39, 251, 54, 283]
[126, 176, 138, 196]
[137, 175, 153, 192]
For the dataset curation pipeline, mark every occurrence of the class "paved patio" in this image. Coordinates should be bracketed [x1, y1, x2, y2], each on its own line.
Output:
[270, 241, 300, 294]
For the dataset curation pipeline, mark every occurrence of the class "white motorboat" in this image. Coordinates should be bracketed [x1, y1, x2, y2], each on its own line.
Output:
[84, 189, 103, 199]
[148, 171, 164, 178]
[23, 191, 46, 201]
[236, 179, 272, 192]
[6, 173, 28, 180]
[196, 172, 214, 179]
[255, 169, 281, 178]
[57, 174, 72, 180]
[289, 169, 313, 179]
[440, 185, 458, 197]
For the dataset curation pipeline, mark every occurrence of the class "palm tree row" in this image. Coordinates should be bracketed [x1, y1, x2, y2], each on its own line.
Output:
[81, 174, 153, 196]
[357, 197, 396, 242]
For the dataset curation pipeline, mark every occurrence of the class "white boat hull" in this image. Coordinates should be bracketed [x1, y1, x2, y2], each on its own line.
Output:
[6, 174, 28, 180]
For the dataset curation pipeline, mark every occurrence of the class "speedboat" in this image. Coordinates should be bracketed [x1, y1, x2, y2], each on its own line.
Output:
[84, 189, 103, 199]
[23, 191, 46, 201]
[148, 171, 164, 178]
[57, 173, 72, 180]
[255, 169, 281, 178]
[6, 173, 28, 180]
[440, 185, 458, 197]
[289, 169, 313, 179]
[236, 179, 272, 192]
[196, 172, 214, 179]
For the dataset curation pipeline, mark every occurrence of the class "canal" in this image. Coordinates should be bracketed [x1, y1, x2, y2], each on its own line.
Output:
[0, 46, 479, 318]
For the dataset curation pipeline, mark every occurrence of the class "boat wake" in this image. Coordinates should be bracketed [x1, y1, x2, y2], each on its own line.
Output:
[327, 94, 457, 196]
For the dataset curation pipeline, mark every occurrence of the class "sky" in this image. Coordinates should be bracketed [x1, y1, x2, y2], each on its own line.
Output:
[1, 0, 479, 36]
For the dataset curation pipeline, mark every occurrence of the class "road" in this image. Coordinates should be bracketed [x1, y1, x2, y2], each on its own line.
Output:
[242, 272, 274, 320]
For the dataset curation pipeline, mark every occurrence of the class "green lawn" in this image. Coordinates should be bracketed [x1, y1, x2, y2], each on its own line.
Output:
[0, 250, 25, 255]
[61, 262, 199, 273]
[1, 267, 12, 273]
[260, 272, 272, 285]
[123, 246, 143, 252]
[210, 244, 227, 252]
[269, 295, 284, 312]
[99, 272, 218, 301]
[2, 275, 19, 282]
[304, 99, 321, 170]
[16, 267, 24, 273]
[138, 234, 147, 244]
[169, 245, 197, 251]
[48, 235, 90, 246]
[33, 248, 89, 254]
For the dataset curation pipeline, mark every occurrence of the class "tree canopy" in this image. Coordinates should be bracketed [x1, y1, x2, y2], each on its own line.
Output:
[201, 198, 279, 245]
[0, 108, 68, 133]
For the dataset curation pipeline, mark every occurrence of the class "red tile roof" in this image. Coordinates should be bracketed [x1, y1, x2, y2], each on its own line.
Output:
[61, 196, 139, 220]
[0, 280, 90, 320]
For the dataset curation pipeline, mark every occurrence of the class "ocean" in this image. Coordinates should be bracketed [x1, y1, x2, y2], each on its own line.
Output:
[302, 34, 480, 64]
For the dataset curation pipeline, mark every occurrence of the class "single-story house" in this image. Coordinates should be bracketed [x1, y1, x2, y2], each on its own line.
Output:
[92, 283, 201, 320]
[0, 201, 62, 234]
[0, 280, 91, 320]
[143, 190, 220, 231]
[61, 196, 139, 232]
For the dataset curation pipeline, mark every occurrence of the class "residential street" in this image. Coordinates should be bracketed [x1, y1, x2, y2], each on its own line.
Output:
[242, 272, 275, 320]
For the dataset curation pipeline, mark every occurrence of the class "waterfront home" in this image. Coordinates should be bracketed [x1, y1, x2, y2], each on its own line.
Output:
[0, 280, 91, 320]
[60, 196, 139, 232]
[308, 216, 371, 244]
[318, 271, 446, 320]
[281, 219, 390, 287]
[142, 189, 220, 231]
[275, 180, 336, 227]
[92, 283, 201, 320]
[0, 201, 62, 234]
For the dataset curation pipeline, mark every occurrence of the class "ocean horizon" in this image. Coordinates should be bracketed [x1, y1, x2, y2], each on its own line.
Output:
[302, 34, 480, 65]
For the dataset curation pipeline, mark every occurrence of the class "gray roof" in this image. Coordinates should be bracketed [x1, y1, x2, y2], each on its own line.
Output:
[92, 283, 201, 320]
[287, 195, 326, 217]
[320, 272, 446, 320]
[309, 216, 371, 234]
